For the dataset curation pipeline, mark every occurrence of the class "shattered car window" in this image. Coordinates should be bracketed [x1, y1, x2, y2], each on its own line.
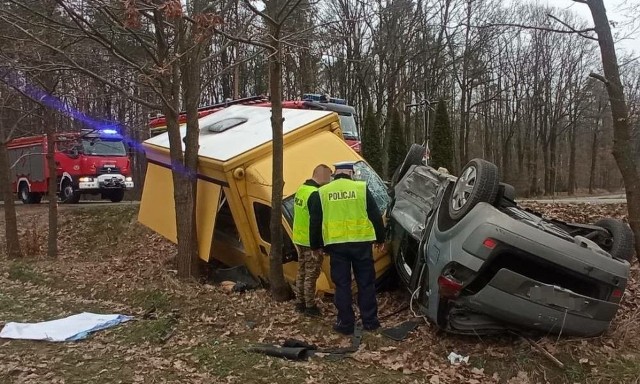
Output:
[353, 161, 390, 214]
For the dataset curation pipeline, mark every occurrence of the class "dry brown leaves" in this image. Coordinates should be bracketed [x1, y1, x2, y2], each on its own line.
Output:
[1, 203, 640, 383]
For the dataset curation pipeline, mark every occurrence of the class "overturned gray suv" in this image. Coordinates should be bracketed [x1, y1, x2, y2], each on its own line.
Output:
[388, 145, 633, 337]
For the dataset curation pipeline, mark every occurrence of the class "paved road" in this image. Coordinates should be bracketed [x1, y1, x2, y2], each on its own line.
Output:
[0, 200, 140, 210]
[521, 194, 626, 204]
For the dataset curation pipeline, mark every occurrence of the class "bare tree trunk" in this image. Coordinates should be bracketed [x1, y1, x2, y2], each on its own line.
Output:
[220, 48, 232, 100]
[267, 29, 290, 301]
[178, 18, 203, 279]
[0, 140, 22, 259]
[568, 123, 577, 195]
[549, 123, 557, 196]
[459, 89, 467, 167]
[589, 130, 598, 194]
[586, 0, 640, 259]
[46, 117, 57, 258]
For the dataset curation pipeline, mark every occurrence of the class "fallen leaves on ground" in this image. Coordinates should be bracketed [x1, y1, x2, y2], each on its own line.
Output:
[0, 202, 639, 383]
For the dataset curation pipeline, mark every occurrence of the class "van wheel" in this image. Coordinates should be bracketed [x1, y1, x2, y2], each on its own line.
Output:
[108, 189, 125, 203]
[60, 180, 81, 204]
[19, 182, 41, 204]
[448, 158, 499, 220]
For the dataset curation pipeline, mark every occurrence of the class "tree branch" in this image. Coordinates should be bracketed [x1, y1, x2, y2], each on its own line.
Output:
[477, 22, 598, 41]
[589, 72, 610, 85]
[546, 13, 598, 41]
[278, 0, 306, 26]
[242, 0, 278, 27]
[213, 26, 276, 52]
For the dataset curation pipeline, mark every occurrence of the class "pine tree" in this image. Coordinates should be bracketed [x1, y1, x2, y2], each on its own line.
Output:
[361, 104, 383, 174]
[431, 99, 454, 172]
[387, 109, 407, 175]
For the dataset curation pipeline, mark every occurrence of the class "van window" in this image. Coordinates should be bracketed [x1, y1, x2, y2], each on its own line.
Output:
[214, 194, 243, 250]
[252, 202, 298, 263]
[254, 202, 272, 242]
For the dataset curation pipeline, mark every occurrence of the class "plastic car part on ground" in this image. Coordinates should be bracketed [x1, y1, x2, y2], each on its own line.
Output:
[248, 325, 363, 360]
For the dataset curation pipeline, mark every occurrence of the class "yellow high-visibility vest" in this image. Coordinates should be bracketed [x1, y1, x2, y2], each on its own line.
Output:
[319, 178, 375, 245]
[292, 184, 317, 246]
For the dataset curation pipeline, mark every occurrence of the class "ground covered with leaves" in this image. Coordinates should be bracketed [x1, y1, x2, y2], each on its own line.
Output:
[0, 202, 639, 383]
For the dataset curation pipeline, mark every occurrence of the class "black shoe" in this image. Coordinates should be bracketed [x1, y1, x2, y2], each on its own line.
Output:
[304, 305, 322, 318]
[363, 322, 381, 331]
[294, 303, 306, 313]
[332, 323, 354, 335]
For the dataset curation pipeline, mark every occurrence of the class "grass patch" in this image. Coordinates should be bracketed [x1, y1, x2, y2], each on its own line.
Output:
[8, 262, 42, 283]
[188, 341, 287, 378]
[60, 205, 145, 260]
[119, 317, 176, 344]
[131, 289, 171, 312]
[597, 355, 640, 382]
[564, 360, 589, 382]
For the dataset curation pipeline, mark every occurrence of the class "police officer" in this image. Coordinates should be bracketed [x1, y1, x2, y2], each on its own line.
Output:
[308, 162, 386, 335]
[292, 164, 333, 317]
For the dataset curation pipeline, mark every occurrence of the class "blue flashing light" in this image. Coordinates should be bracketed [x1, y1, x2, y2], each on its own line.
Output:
[101, 129, 118, 135]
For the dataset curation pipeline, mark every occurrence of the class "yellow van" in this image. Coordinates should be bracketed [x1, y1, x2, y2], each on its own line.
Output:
[138, 105, 391, 293]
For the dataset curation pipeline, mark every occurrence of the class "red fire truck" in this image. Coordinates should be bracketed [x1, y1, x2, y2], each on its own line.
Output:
[148, 94, 362, 153]
[8, 129, 134, 204]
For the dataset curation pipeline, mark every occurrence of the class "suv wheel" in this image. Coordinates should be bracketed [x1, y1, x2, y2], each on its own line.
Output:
[391, 144, 426, 187]
[594, 218, 635, 262]
[448, 158, 499, 220]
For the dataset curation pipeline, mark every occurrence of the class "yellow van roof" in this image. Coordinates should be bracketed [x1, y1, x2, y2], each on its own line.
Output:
[144, 105, 333, 162]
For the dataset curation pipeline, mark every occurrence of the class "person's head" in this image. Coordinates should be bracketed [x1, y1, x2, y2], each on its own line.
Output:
[312, 164, 333, 186]
[333, 162, 355, 178]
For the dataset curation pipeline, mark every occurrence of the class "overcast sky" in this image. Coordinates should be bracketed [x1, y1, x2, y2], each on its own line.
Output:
[527, 0, 639, 55]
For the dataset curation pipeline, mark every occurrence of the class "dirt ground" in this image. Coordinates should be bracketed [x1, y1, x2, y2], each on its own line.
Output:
[0, 202, 639, 384]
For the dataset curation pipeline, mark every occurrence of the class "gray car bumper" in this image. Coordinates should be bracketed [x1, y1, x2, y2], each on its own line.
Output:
[458, 269, 619, 336]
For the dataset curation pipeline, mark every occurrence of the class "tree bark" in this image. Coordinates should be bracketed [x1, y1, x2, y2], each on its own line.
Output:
[568, 123, 577, 195]
[0, 140, 22, 259]
[586, 0, 640, 259]
[46, 116, 57, 258]
[154, 11, 199, 279]
[589, 129, 598, 194]
[267, 29, 290, 301]
[177, 17, 203, 279]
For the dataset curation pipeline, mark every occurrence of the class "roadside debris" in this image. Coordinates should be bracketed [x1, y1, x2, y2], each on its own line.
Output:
[249, 326, 364, 361]
[381, 320, 420, 341]
[522, 336, 565, 369]
[0, 312, 132, 342]
[211, 265, 260, 293]
[447, 352, 469, 365]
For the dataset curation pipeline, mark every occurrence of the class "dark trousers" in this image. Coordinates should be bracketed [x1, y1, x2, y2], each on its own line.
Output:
[327, 242, 379, 328]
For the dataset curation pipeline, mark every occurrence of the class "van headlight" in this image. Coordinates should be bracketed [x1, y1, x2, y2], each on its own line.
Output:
[125, 177, 133, 182]
[79, 177, 94, 182]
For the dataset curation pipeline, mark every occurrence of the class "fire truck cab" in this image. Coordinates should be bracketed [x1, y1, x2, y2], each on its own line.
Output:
[8, 129, 134, 204]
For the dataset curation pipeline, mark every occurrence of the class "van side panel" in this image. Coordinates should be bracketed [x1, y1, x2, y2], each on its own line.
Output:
[138, 162, 222, 262]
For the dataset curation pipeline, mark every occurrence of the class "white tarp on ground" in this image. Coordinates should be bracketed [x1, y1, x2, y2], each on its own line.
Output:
[0, 312, 133, 342]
